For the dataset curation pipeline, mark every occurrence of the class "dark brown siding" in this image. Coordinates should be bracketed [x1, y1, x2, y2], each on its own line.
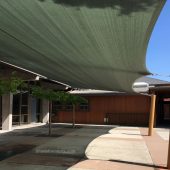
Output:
[52, 95, 150, 126]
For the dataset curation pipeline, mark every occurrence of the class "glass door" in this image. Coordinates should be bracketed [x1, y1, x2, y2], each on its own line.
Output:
[12, 92, 29, 125]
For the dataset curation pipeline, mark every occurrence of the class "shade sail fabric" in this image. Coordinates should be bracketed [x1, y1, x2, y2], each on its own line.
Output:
[0, 0, 166, 92]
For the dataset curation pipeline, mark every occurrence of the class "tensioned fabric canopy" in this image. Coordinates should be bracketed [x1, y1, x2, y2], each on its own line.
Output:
[0, 0, 166, 92]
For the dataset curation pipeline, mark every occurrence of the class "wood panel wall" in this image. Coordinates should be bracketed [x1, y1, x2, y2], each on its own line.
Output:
[52, 95, 150, 126]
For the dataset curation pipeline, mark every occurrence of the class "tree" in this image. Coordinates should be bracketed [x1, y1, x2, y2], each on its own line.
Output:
[0, 73, 87, 132]
[31, 86, 63, 135]
[0, 73, 25, 95]
[64, 93, 87, 128]
[31, 86, 87, 131]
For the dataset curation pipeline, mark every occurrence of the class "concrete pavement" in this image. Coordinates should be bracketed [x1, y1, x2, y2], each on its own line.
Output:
[0, 123, 169, 170]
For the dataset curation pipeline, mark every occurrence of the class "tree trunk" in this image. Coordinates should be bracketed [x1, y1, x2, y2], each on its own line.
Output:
[49, 101, 52, 136]
[72, 104, 76, 128]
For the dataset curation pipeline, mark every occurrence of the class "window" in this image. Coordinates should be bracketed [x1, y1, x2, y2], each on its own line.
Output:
[79, 102, 89, 111]
[52, 101, 63, 113]
[65, 103, 73, 111]
[36, 99, 41, 114]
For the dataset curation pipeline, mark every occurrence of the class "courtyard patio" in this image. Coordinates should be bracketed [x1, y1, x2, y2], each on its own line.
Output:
[0, 123, 169, 170]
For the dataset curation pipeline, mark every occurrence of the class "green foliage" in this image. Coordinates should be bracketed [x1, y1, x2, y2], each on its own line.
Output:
[31, 86, 64, 101]
[10, 76, 24, 93]
[65, 93, 87, 105]
[0, 75, 25, 95]
[0, 72, 87, 105]
[31, 86, 45, 99]
[31, 86, 87, 104]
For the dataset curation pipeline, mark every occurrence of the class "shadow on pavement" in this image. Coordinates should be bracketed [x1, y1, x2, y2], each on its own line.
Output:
[0, 123, 116, 169]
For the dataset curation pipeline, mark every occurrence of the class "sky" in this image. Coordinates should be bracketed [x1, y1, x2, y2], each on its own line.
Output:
[146, 0, 170, 82]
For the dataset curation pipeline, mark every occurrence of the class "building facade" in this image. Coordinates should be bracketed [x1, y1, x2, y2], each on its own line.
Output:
[0, 62, 170, 130]
[51, 78, 170, 127]
[52, 94, 150, 126]
[0, 62, 65, 130]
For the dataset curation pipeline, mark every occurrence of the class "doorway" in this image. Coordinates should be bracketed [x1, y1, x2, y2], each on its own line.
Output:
[12, 92, 29, 125]
[157, 96, 170, 125]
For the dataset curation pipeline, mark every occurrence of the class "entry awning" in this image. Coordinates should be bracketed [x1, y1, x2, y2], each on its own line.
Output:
[0, 0, 166, 92]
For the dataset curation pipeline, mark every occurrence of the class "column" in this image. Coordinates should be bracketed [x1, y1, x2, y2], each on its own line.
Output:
[31, 97, 37, 123]
[2, 93, 13, 130]
[41, 99, 49, 123]
[28, 95, 32, 124]
[148, 94, 156, 136]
